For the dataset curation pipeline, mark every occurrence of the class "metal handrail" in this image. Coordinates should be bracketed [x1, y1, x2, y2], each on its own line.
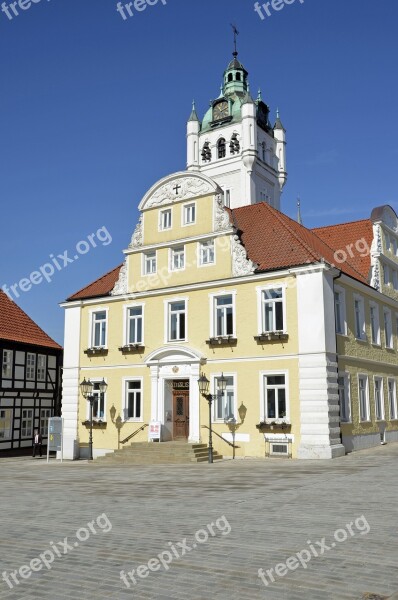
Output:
[201, 425, 239, 449]
[120, 424, 148, 445]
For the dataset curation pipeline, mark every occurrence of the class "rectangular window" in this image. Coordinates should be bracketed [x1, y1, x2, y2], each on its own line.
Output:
[393, 238, 398, 256]
[26, 353, 36, 381]
[224, 190, 231, 208]
[92, 382, 106, 420]
[37, 355, 46, 382]
[334, 290, 346, 335]
[215, 295, 234, 337]
[168, 301, 186, 341]
[170, 246, 185, 271]
[384, 308, 393, 348]
[92, 311, 107, 348]
[127, 306, 143, 345]
[264, 375, 287, 420]
[358, 376, 370, 421]
[0, 409, 12, 440]
[2, 350, 13, 379]
[144, 252, 157, 275]
[40, 409, 52, 436]
[370, 303, 380, 345]
[21, 409, 33, 438]
[388, 379, 398, 420]
[183, 203, 196, 225]
[199, 240, 215, 266]
[215, 376, 235, 421]
[125, 380, 142, 420]
[393, 270, 398, 291]
[262, 288, 284, 332]
[338, 374, 351, 422]
[354, 297, 365, 340]
[385, 233, 390, 252]
[160, 209, 172, 230]
[374, 378, 384, 421]
[384, 264, 390, 286]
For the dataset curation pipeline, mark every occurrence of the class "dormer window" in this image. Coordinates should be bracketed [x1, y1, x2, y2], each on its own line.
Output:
[201, 142, 212, 163]
[218, 138, 226, 159]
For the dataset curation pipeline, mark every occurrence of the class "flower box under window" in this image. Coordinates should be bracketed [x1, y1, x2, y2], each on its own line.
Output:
[256, 419, 291, 432]
[84, 347, 108, 357]
[254, 332, 289, 343]
[81, 420, 107, 428]
[118, 344, 145, 354]
[206, 336, 237, 347]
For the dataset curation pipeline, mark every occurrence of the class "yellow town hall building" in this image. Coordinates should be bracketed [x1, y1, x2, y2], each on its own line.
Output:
[61, 52, 398, 460]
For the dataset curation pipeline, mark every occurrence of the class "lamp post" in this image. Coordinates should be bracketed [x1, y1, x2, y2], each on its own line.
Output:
[80, 377, 108, 461]
[198, 372, 227, 464]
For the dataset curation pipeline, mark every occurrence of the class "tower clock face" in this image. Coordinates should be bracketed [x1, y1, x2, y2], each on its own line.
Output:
[213, 101, 229, 121]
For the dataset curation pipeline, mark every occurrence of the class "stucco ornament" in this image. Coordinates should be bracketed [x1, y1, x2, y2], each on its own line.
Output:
[111, 261, 128, 296]
[214, 195, 231, 231]
[145, 177, 215, 208]
[129, 216, 143, 249]
[371, 260, 381, 292]
[232, 235, 257, 276]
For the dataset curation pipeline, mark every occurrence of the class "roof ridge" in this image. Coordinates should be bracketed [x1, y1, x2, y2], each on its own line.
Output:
[312, 218, 371, 231]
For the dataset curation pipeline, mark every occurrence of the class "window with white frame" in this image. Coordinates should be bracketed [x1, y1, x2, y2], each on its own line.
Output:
[383, 308, 393, 348]
[199, 240, 215, 266]
[393, 270, 398, 291]
[0, 409, 12, 440]
[37, 355, 46, 382]
[40, 409, 52, 436]
[183, 203, 196, 225]
[92, 311, 107, 348]
[224, 189, 231, 208]
[127, 306, 143, 345]
[21, 409, 33, 437]
[26, 353, 36, 381]
[354, 296, 365, 340]
[215, 295, 234, 337]
[374, 377, 384, 421]
[384, 264, 390, 286]
[264, 375, 287, 420]
[262, 288, 284, 332]
[393, 238, 398, 256]
[168, 301, 186, 341]
[338, 373, 351, 422]
[125, 380, 142, 420]
[388, 379, 398, 420]
[385, 233, 390, 252]
[2, 350, 13, 379]
[334, 289, 346, 335]
[144, 252, 156, 275]
[170, 246, 185, 271]
[159, 208, 172, 230]
[215, 375, 235, 421]
[358, 375, 370, 421]
[370, 303, 380, 345]
[92, 382, 106, 420]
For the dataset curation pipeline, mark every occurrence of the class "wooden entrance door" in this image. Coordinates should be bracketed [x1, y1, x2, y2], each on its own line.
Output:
[173, 390, 189, 439]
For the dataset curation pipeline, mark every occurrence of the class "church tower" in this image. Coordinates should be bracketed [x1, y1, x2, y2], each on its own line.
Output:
[186, 50, 287, 210]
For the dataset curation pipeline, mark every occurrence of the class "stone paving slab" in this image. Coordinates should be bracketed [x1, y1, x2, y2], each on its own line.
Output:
[0, 445, 398, 599]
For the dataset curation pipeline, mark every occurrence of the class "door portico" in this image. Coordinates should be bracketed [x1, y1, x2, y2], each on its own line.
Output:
[145, 346, 205, 443]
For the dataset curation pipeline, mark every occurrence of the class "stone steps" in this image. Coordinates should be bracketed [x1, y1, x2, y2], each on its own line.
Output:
[94, 441, 223, 465]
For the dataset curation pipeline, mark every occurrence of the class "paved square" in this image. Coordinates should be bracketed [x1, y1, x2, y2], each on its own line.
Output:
[1, 445, 398, 600]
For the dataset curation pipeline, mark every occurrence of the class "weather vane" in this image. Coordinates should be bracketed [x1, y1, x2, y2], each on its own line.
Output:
[231, 24, 239, 57]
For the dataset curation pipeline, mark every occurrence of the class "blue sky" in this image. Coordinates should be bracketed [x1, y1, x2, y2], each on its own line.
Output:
[1, 0, 398, 344]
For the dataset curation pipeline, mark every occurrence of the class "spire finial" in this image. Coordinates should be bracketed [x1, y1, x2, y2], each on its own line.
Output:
[257, 89, 262, 102]
[231, 24, 239, 57]
[297, 196, 303, 225]
[276, 107, 280, 119]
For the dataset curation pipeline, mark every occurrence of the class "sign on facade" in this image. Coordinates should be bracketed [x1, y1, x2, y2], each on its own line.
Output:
[47, 417, 63, 462]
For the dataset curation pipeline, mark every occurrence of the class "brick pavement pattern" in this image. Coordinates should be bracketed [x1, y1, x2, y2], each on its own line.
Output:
[0, 444, 398, 600]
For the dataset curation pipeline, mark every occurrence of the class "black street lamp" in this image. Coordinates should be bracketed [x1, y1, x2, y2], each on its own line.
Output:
[198, 372, 227, 464]
[80, 377, 108, 461]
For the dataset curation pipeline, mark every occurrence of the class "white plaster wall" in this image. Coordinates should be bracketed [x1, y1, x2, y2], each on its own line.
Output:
[61, 305, 81, 459]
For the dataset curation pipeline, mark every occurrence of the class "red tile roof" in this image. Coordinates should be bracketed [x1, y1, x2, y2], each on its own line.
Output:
[0, 291, 62, 349]
[66, 203, 373, 301]
[231, 203, 369, 284]
[67, 264, 123, 301]
[312, 219, 373, 281]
